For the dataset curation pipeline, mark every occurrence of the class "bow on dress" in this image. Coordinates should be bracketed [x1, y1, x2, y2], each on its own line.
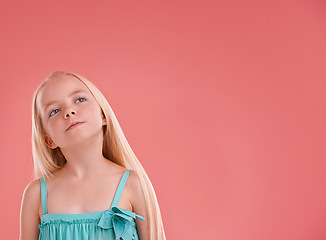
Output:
[97, 206, 145, 240]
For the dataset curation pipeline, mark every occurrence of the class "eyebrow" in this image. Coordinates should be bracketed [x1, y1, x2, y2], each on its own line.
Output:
[43, 89, 87, 111]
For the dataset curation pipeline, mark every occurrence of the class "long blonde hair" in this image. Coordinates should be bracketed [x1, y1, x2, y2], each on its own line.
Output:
[31, 70, 166, 240]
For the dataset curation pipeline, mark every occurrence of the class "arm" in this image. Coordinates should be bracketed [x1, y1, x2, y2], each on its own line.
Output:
[20, 179, 41, 240]
[127, 170, 150, 240]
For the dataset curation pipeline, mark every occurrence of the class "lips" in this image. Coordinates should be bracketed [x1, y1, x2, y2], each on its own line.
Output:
[66, 121, 85, 131]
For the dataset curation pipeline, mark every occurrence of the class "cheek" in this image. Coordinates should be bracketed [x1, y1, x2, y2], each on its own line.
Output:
[47, 118, 64, 134]
[88, 106, 104, 125]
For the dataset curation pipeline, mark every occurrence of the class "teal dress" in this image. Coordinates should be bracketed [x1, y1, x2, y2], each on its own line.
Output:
[38, 169, 145, 240]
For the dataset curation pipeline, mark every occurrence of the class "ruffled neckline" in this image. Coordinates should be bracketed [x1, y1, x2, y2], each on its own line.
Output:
[39, 206, 145, 240]
[41, 206, 145, 222]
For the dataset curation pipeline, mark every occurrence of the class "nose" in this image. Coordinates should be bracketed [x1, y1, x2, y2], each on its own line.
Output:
[64, 110, 76, 119]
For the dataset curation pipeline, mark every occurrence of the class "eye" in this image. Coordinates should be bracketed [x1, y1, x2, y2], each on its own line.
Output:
[76, 97, 87, 103]
[49, 109, 59, 117]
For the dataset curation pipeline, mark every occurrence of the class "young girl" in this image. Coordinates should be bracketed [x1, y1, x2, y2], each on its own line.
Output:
[20, 70, 166, 240]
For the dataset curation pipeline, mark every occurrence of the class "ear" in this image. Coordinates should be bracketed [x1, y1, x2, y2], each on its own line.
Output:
[44, 135, 58, 149]
[101, 112, 107, 126]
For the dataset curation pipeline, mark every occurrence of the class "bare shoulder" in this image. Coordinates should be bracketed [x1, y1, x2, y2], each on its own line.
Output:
[20, 179, 41, 240]
[126, 170, 150, 240]
[126, 170, 147, 216]
[21, 178, 41, 215]
[126, 170, 141, 189]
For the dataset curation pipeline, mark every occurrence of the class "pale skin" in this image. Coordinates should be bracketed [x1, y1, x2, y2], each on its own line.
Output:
[20, 76, 149, 240]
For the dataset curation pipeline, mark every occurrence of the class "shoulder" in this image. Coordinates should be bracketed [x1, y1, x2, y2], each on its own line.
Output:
[126, 170, 142, 197]
[20, 179, 42, 238]
[21, 179, 42, 215]
[126, 170, 147, 217]
[126, 170, 150, 239]
[22, 178, 41, 206]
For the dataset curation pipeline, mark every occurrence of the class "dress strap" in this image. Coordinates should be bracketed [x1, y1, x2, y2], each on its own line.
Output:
[39, 176, 47, 215]
[110, 169, 133, 209]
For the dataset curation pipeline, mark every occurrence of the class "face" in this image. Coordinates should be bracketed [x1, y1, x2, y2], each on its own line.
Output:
[37, 75, 107, 149]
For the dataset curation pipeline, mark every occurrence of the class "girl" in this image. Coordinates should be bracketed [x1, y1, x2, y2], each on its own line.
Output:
[20, 70, 166, 240]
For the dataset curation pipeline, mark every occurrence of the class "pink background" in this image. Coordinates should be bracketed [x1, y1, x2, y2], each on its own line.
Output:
[1, 0, 326, 239]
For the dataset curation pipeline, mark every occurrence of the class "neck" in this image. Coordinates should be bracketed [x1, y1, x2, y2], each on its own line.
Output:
[58, 131, 109, 180]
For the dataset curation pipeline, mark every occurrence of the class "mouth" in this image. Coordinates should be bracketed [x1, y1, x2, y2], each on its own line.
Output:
[66, 121, 85, 131]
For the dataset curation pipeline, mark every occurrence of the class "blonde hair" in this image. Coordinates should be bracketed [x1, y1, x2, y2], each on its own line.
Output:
[31, 70, 166, 240]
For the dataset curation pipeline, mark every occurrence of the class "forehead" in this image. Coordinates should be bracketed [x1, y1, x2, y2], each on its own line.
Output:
[37, 75, 90, 112]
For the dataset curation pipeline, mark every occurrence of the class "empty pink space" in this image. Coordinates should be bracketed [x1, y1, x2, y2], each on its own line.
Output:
[0, 0, 325, 239]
